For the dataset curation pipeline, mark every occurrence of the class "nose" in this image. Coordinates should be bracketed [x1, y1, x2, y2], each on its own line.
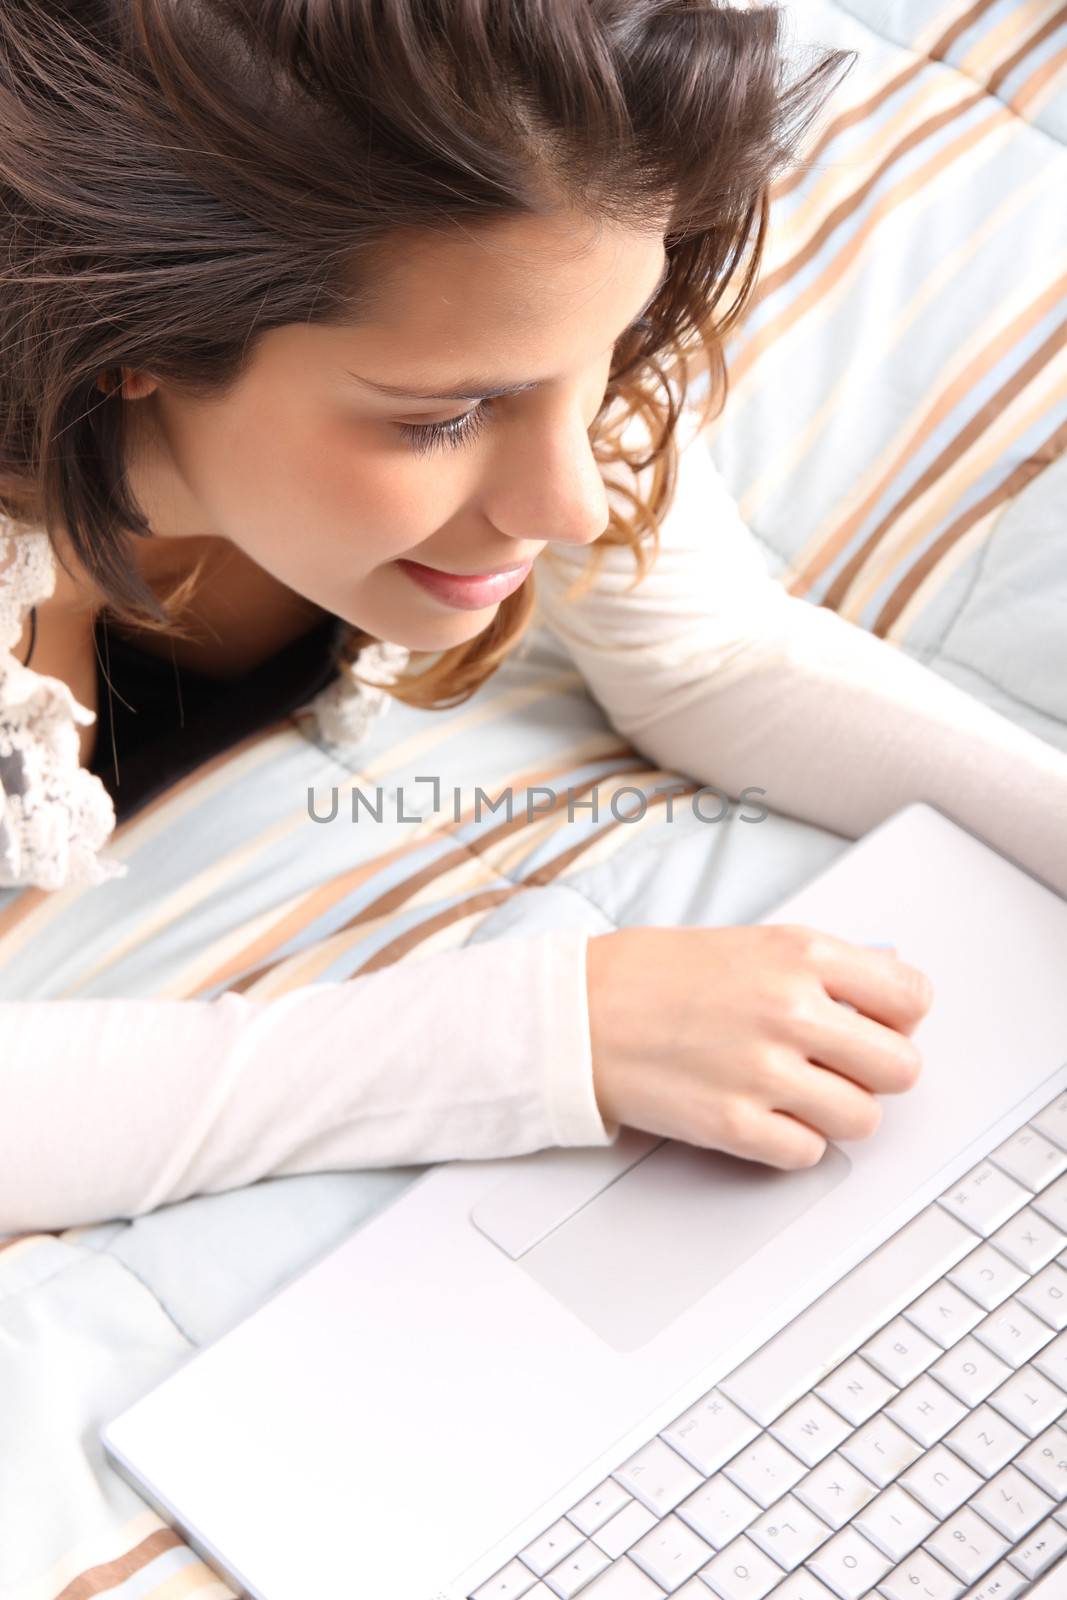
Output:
[480, 397, 612, 554]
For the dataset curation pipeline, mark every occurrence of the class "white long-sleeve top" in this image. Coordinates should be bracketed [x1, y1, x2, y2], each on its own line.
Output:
[2, 414, 1066, 1235]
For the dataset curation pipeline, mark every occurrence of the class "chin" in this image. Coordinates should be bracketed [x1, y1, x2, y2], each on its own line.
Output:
[396, 609, 497, 654]
[342, 602, 497, 656]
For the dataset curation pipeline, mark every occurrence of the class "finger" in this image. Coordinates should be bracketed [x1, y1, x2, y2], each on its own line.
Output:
[762, 1109, 829, 1169]
[743, 1108, 828, 1171]
[772, 1056, 884, 1142]
[815, 933, 934, 1033]
[788, 1002, 923, 1095]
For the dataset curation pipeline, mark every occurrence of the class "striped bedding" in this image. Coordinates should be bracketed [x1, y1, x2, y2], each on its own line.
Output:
[717, 0, 1067, 751]
[1, 2, 1064, 1594]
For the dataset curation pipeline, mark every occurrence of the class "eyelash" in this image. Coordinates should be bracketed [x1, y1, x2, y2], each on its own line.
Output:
[393, 314, 656, 460]
[396, 400, 492, 458]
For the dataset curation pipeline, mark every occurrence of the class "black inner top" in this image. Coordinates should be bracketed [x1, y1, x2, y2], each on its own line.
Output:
[87, 612, 350, 824]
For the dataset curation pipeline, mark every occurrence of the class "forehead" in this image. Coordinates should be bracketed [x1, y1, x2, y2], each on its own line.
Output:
[356, 209, 667, 338]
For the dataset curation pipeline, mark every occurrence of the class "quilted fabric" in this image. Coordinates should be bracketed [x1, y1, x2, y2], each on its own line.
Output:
[708, 0, 1067, 748]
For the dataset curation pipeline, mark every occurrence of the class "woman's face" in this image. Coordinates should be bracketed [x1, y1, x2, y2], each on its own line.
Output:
[122, 208, 669, 652]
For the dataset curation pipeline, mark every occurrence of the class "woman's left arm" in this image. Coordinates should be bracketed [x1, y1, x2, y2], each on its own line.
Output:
[532, 418, 1067, 900]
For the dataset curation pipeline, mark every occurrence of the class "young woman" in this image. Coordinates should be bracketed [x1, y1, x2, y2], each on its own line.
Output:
[1, 0, 1065, 1236]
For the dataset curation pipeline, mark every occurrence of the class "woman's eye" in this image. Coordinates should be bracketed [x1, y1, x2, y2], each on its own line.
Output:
[397, 400, 491, 458]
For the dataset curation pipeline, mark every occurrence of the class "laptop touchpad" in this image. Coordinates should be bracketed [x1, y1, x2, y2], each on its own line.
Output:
[472, 1138, 852, 1352]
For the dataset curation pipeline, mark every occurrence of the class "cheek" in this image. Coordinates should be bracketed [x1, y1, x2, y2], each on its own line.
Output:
[294, 416, 459, 557]
[174, 394, 456, 569]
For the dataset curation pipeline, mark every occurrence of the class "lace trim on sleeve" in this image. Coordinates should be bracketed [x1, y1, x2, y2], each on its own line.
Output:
[302, 639, 411, 751]
[0, 520, 125, 893]
[0, 516, 412, 892]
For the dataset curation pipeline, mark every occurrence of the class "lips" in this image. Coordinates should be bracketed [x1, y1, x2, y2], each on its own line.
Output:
[396, 558, 534, 611]
[424, 561, 532, 578]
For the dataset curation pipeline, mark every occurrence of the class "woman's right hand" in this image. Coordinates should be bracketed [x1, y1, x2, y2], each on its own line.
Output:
[586, 922, 934, 1170]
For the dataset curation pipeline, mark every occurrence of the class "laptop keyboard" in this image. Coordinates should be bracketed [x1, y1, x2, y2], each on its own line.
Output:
[470, 1085, 1067, 1600]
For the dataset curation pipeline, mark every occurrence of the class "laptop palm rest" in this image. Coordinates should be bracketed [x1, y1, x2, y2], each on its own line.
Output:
[470, 1136, 852, 1352]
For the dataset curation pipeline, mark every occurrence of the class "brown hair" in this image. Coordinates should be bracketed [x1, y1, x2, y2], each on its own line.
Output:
[0, 0, 853, 710]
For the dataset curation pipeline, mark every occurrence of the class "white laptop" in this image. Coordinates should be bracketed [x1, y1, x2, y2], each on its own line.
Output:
[101, 799, 1067, 1600]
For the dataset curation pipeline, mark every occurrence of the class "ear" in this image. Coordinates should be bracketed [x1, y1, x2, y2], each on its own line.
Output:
[95, 366, 160, 400]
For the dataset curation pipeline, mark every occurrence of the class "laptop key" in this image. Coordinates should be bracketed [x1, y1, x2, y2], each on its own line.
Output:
[900, 1443, 982, 1521]
[519, 1520, 585, 1577]
[791, 1451, 877, 1530]
[542, 1541, 611, 1599]
[985, 1362, 1067, 1436]
[861, 1315, 940, 1387]
[838, 1413, 922, 1487]
[959, 1561, 1027, 1597]
[879, 1547, 964, 1598]
[471, 1557, 540, 1598]
[943, 1403, 1027, 1477]
[946, 1244, 1028, 1313]
[971, 1298, 1055, 1368]
[765, 1574, 837, 1599]
[1006, 1515, 1067, 1581]
[720, 1432, 806, 1508]
[1032, 1326, 1067, 1389]
[970, 1463, 1056, 1542]
[930, 1336, 1012, 1409]
[768, 1394, 851, 1468]
[1030, 1091, 1067, 1153]
[1031, 1172, 1067, 1234]
[613, 1438, 703, 1516]
[902, 1282, 986, 1349]
[988, 1125, 1067, 1192]
[696, 1532, 784, 1598]
[812, 1354, 895, 1427]
[673, 1472, 760, 1550]
[569, 1478, 633, 1537]
[938, 1163, 1030, 1237]
[575, 1558, 667, 1598]
[923, 1505, 1009, 1585]
[805, 1524, 892, 1597]
[660, 1390, 760, 1477]
[852, 1481, 936, 1562]
[885, 1373, 968, 1447]
[592, 1500, 659, 1561]
[989, 1205, 1067, 1275]
[626, 1514, 713, 1591]
[744, 1492, 829, 1571]
[1015, 1260, 1067, 1331]
[1013, 1420, 1067, 1497]
[1009, 1549, 1067, 1596]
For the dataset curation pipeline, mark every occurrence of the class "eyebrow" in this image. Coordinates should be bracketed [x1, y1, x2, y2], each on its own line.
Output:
[345, 255, 670, 403]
